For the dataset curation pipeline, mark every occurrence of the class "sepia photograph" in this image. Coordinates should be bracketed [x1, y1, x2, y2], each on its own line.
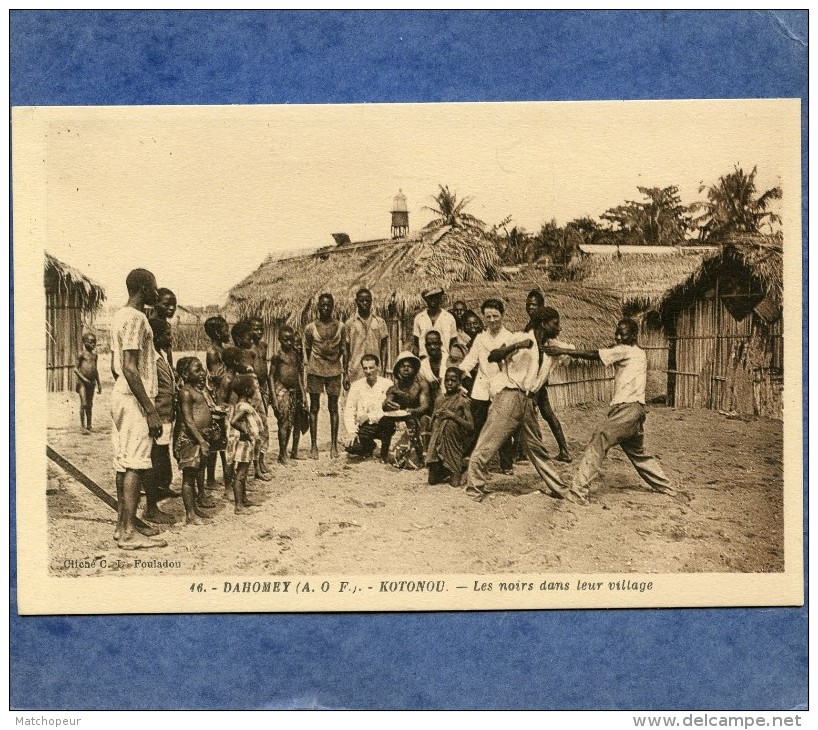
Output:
[14, 99, 802, 614]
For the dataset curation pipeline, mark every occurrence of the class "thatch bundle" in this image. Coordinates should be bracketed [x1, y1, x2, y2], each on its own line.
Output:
[226, 226, 504, 325]
[574, 249, 711, 310]
[660, 235, 783, 320]
[44, 252, 106, 311]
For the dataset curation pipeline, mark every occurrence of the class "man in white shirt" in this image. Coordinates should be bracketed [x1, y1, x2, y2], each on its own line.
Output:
[413, 287, 458, 359]
[458, 299, 516, 472]
[344, 354, 395, 461]
[545, 318, 676, 504]
[466, 307, 576, 502]
[110, 268, 168, 549]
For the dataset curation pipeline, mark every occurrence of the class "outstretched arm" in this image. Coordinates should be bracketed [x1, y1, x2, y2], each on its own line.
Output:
[487, 338, 533, 364]
[543, 345, 600, 362]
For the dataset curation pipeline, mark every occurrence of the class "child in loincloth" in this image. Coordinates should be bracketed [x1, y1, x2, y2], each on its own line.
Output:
[269, 325, 304, 465]
[74, 331, 101, 432]
[173, 357, 220, 525]
[204, 315, 231, 487]
[229, 374, 263, 515]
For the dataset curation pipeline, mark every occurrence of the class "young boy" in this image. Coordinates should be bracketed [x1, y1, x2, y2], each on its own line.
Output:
[154, 288, 177, 368]
[204, 315, 231, 486]
[74, 331, 101, 432]
[269, 325, 303, 465]
[304, 293, 347, 459]
[249, 317, 273, 474]
[174, 357, 217, 525]
[232, 320, 272, 480]
[545, 318, 677, 504]
[142, 319, 179, 525]
[229, 374, 263, 515]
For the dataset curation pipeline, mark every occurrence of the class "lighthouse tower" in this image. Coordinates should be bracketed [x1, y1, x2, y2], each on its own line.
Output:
[391, 189, 409, 239]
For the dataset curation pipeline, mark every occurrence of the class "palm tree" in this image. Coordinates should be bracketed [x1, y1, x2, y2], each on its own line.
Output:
[422, 185, 486, 232]
[694, 165, 782, 241]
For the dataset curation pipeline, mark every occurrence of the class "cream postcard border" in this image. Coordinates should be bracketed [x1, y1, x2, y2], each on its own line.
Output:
[12, 100, 803, 614]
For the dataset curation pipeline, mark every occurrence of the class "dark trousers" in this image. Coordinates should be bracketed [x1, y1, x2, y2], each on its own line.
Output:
[469, 398, 513, 470]
[346, 419, 396, 459]
[150, 443, 173, 491]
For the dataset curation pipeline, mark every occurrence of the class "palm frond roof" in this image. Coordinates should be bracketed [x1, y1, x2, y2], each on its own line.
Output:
[226, 225, 504, 324]
[44, 252, 106, 311]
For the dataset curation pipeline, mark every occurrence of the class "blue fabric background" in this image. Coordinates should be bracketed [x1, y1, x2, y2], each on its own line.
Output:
[10, 10, 808, 710]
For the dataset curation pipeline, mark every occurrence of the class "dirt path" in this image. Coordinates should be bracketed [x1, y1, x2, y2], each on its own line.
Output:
[46, 362, 784, 577]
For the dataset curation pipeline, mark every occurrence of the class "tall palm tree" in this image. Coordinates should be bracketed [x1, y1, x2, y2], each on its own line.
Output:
[694, 165, 782, 241]
[422, 185, 486, 232]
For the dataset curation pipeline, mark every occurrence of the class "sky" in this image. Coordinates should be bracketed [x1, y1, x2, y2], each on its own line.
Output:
[33, 100, 795, 306]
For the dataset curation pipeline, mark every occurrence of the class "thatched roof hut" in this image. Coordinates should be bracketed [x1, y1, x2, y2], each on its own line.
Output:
[45, 252, 106, 392]
[226, 225, 504, 325]
[657, 235, 784, 419]
[574, 248, 716, 312]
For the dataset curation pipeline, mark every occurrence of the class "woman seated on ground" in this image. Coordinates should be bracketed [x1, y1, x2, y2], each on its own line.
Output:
[383, 351, 430, 469]
[426, 367, 474, 486]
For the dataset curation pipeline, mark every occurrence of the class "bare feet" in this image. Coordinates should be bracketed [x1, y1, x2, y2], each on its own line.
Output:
[278, 454, 291, 466]
[465, 485, 488, 502]
[555, 451, 573, 463]
[142, 506, 176, 525]
[186, 514, 206, 525]
[196, 495, 218, 508]
[224, 489, 234, 502]
[309, 446, 319, 460]
[290, 449, 300, 460]
[254, 471, 273, 482]
[194, 506, 213, 519]
[562, 489, 588, 506]
[135, 522, 161, 537]
[117, 532, 167, 550]
[234, 504, 259, 515]
[241, 499, 261, 508]
[330, 445, 339, 459]
[156, 487, 181, 500]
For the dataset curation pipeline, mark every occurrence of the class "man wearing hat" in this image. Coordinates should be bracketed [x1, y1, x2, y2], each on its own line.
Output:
[413, 287, 459, 359]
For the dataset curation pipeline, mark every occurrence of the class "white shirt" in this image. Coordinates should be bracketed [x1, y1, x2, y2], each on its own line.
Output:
[413, 309, 458, 358]
[488, 333, 574, 398]
[343, 375, 392, 435]
[599, 344, 647, 405]
[111, 306, 157, 399]
[457, 326, 513, 401]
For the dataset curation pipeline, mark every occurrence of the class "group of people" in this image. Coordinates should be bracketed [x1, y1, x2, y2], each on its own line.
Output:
[78, 268, 677, 552]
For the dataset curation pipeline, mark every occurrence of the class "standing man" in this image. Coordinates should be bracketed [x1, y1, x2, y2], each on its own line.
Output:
[345, 287, 389, 387]
[110, 268, 168, 549]
[343, 354, 395, 461]
[304, 293, 347, 459]
[413, 287, 458, 359]
[466, 306, 580, 504]
[249, 316, 273, 476]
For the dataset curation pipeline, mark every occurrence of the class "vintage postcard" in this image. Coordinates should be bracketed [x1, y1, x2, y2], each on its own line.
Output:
[13, 99, 803, 614]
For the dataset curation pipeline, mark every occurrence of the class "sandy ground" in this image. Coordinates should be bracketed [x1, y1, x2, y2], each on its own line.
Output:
[45, 353, 784, 577]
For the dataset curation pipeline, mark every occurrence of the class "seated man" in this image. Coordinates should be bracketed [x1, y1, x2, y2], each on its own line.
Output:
[343, 354, 395, 461]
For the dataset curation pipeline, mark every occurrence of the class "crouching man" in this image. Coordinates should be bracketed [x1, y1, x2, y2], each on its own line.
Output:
[344, 355, 395, 461]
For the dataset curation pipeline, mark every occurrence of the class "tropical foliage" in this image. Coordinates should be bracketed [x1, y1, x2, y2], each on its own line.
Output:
[693, 166, 782, 241]
[600, 186, 692, 246]
[422, 184, 486, 232]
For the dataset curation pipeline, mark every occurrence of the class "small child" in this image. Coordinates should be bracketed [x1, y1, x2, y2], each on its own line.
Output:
[426, 367, 473, 486]
[142, 319, 179, 525]
[269, 325, 304, 465]
[232, 320, 272, 480]
[545, 318, 677, 504]
[229, 374, 263, 515]
[174, 357, 218, 525]
[204, 315, 231, 486]
[74, 331, 101, 432]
